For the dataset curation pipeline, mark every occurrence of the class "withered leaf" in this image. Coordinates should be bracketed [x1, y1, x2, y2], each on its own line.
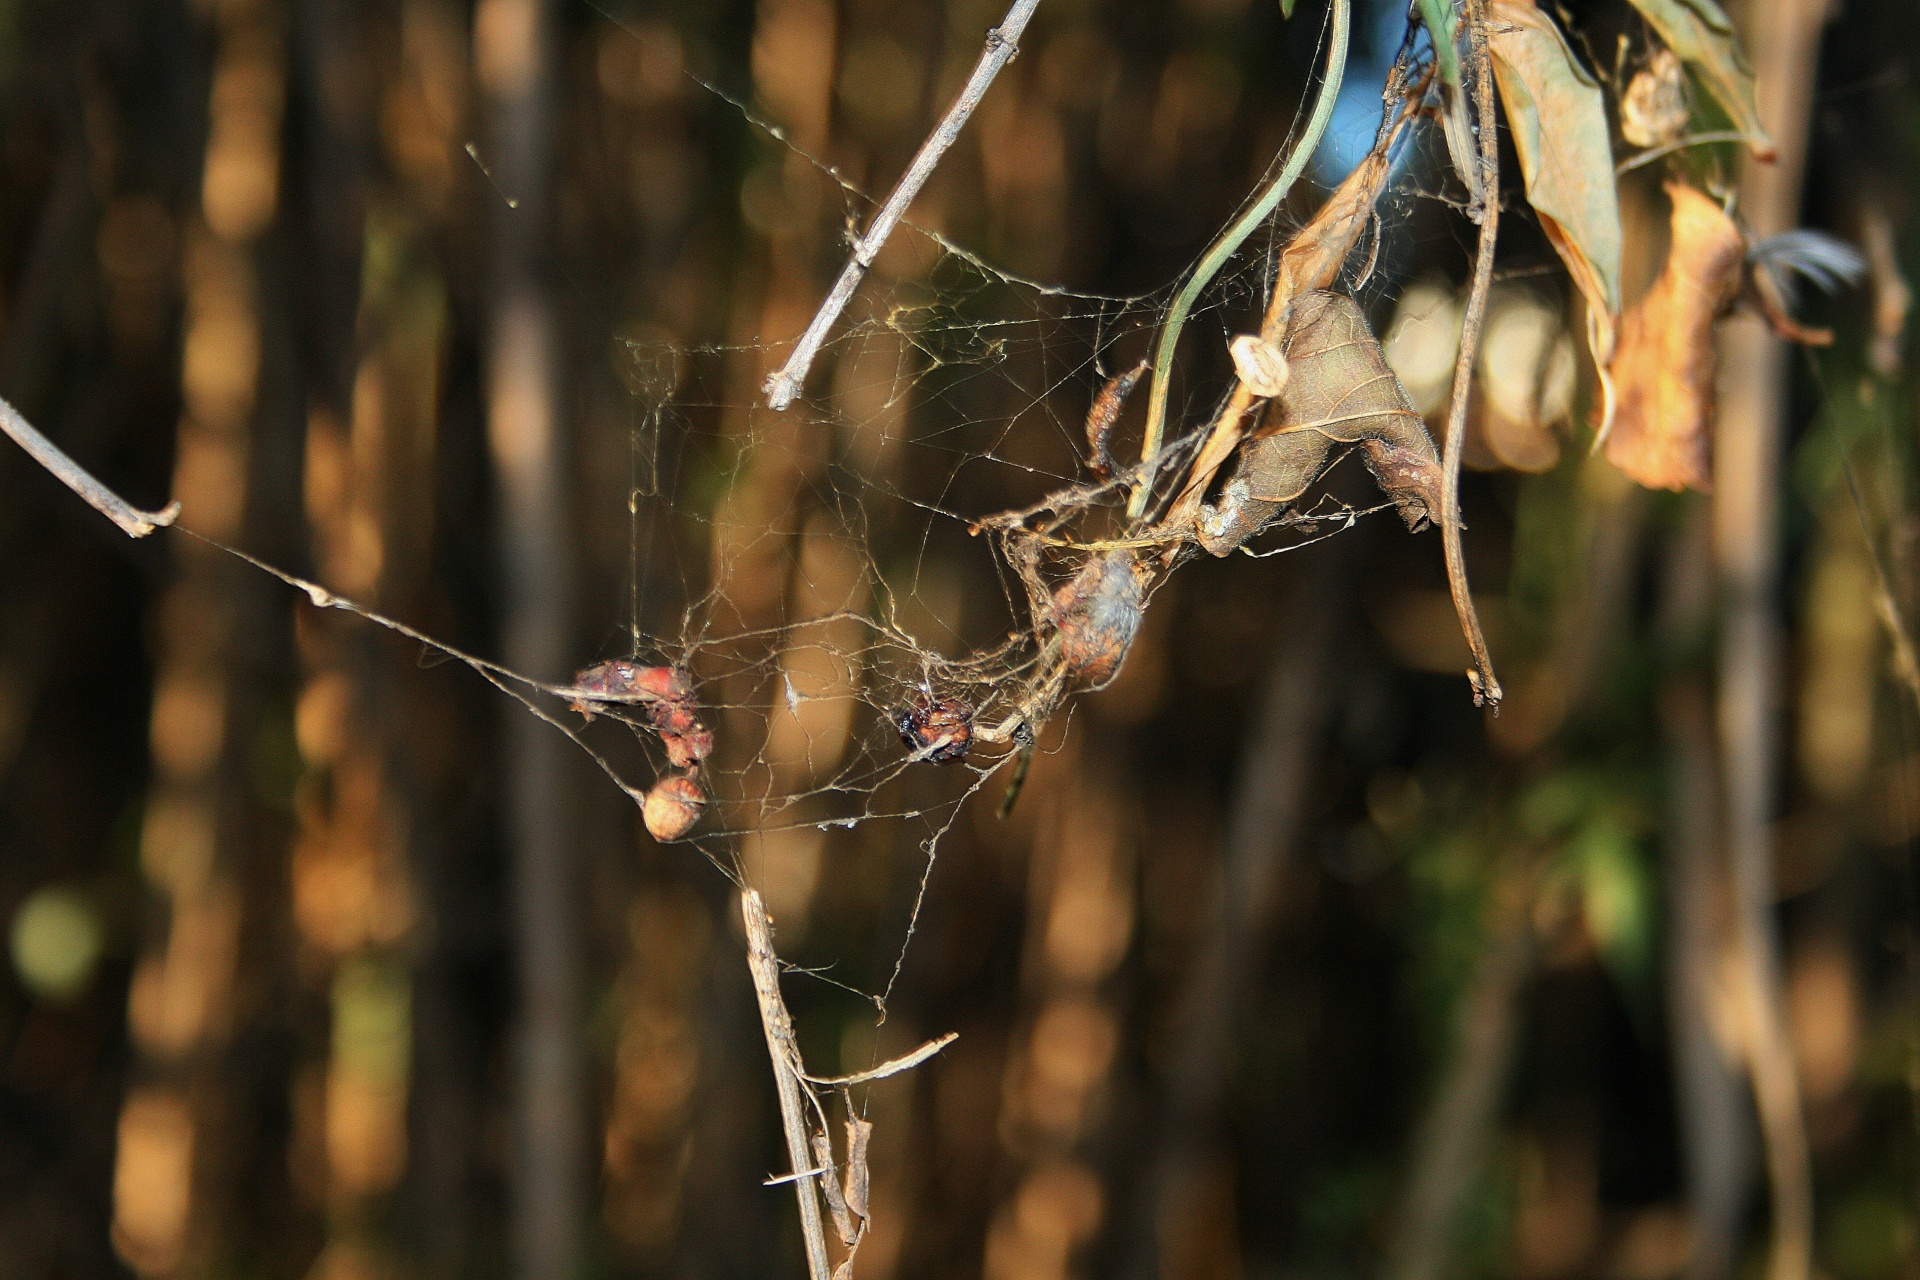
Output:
[1265, 94, 1419, 331]
[1623, 0, 1775, 160]
[1198, 291, 1442, 556]
[1488, 0, 1622, 430]
[1603, 181, 1745, 492]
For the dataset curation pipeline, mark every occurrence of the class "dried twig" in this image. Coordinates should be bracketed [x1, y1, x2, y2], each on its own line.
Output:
[0, 395, 178, 537]
[763, 0, 1042, 410]
[801, 1032, 957, 1087]
[741, 889, 835, 1280]
[1437, 0, 1502, 708]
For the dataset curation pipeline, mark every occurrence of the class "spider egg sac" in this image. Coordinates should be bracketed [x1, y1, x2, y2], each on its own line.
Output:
[894, 697, 974, 764]
[1054, 549, 1147, 687]
[643, 774, 707, 842]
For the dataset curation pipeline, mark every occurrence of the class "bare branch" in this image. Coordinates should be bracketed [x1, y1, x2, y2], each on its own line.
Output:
[763, 0, 1043, 411]
[741, 889, 834, 1280]
[1437, 1, 1502, 708]
[0, 396, 178, 538]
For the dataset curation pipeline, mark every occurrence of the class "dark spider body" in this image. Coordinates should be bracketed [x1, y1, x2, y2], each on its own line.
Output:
[893, 697, 974, 764]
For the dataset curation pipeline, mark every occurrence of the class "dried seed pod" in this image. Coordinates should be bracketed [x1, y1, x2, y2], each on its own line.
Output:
[643, 774, 706, 842]
[1053, 549, 1147, 687]
[893, 696, 974, 764]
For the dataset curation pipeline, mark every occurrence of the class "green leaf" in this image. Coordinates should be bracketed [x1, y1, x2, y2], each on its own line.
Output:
[1280, 0, 1296, 17]
[1488, 0, 1623, 419]
[1623, 0, 1775, 159]
[1415, 0, 1460, 88]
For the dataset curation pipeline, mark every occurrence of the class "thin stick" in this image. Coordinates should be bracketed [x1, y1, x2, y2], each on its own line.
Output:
[763, 0, 1043, 411]
[0, 396, 178, 537]
[1127, 0, 1350, 520]
[1437, 1, 1501, 708]
[741, 889, 834, 1280]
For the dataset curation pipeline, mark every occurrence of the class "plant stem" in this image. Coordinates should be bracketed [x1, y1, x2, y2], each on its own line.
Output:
[741, 890, 834, 1280]
[1438, 0, 1501, 707]
[763, 0, 1043, 410]
[1127, 0, 1350, 520]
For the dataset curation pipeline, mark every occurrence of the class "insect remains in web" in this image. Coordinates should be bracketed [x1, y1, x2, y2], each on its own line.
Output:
[567, 658, 715, 840]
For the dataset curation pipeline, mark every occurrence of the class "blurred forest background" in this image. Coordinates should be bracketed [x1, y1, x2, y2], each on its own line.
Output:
[0, 0, 1916, 1278]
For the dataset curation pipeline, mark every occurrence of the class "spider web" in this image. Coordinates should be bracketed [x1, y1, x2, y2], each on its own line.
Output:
[205, 8, 1454, 1020]
[566, 47, 1447, 1015]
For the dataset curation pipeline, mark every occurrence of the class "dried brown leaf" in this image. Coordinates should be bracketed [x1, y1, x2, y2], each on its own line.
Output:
[1267, 148, 1394, 331]
[1198, 291, 1442, 555]
[1623, 0, 1775, 160]
[1488, 0, 1623, 429]
[1603, 181, 1745, 491]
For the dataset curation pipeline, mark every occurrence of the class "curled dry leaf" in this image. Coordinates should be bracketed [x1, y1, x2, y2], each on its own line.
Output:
[1487, 0, 1623, 433]
[1198, 291, 1443, 556]
[1622, 0, 1775, 160]
[1620, 48, 1689, 148]
[1268, 142, 1396, 329]
[1603, 182, 1745, 491]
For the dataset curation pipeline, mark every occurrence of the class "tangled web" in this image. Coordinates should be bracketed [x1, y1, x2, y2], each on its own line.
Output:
[571, 133, 1438, 1003]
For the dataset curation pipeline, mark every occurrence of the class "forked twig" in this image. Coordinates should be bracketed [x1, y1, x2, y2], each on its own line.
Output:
[763, 0, 1043, 410]
[0, 395, 178, 537]
[741, 889, 835, 1280]
[1438, 0, 1502, 708]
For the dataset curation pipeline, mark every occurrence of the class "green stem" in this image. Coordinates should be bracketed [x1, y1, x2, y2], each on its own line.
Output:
[1127, 0, 1352, 521]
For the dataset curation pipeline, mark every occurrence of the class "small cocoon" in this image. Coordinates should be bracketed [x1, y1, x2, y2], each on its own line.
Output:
[644, 774, 707, 842]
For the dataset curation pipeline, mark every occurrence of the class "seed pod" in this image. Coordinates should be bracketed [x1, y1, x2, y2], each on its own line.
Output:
[643, 774, 706, 842]
[893, 697, 974, 764]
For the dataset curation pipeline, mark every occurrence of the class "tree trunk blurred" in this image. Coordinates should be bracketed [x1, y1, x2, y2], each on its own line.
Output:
[1715, 3, 1831, 1278]
[475, 0, 582, 1276]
